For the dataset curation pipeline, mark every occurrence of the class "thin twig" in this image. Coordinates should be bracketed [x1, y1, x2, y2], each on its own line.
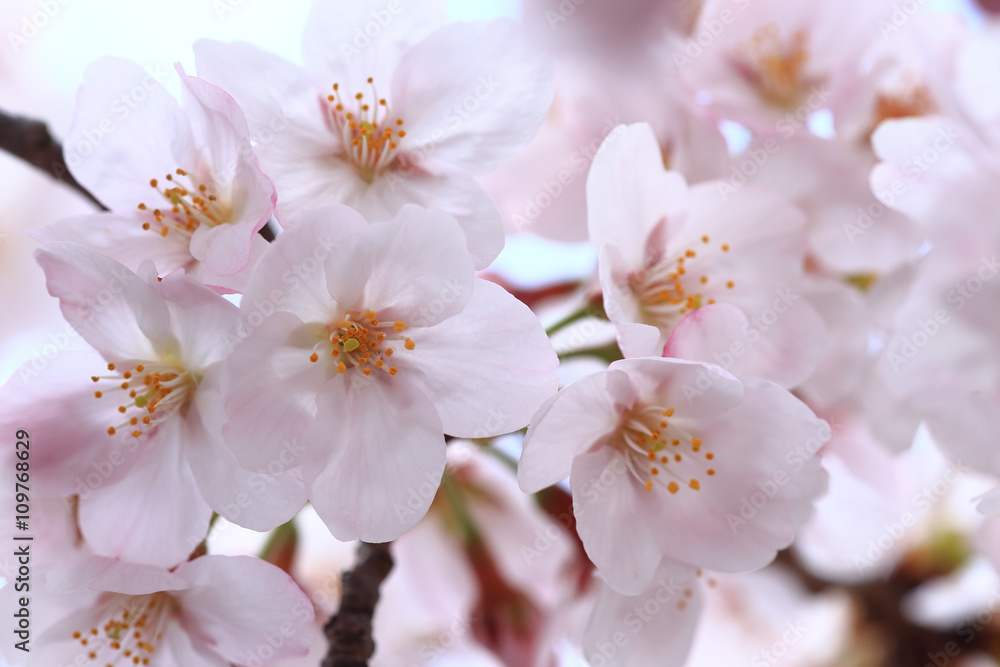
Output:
[322, 541, 394, 667]
[0, 109, 106, 210]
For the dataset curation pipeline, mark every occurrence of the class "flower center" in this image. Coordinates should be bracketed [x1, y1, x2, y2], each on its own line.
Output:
[617, 404, 716, 494]
[326, 78, 406, 183]
[308, 310, 415, 377]
[71, 592, 175, 666]
[91, 361, 198, 438]
[137, 168, 231, 239]
[629, 236, 733, 330]
[732, 24, 816, 110]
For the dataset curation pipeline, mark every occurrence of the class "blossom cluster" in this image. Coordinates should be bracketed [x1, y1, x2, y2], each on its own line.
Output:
[3, 0, 1000, 665]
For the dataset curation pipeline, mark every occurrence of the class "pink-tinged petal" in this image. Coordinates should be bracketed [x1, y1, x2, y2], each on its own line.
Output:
[193, 40, 328, 150]
[373, 515, 478, 654]
[305, 376, 447, 542]
[221, 312, 325, 472]
[586, 123, 688, 267]
[572, 447, 663, 595]
[323, 206, 475, 325]
[185, 370, 307, 531]
[177, 70, 251, 174]
[35, 242, 172, 359]
[926, 394, 1000, 474]
[155, 269, 240, 369]
[271, 148, 367, 224]
[738, 298, 827, 389]
[32, 213, 195, 276]
[870, 116, 977, 224]
[241, 205, 365, 324]
[0, 351, 140, 497]
[642, 378, 828, 573]
[519, 368, 636, 493]
[583, 564, 702, 667]
[401, 279, 557, 438]
[180, 72, 277, 276]
[664, 304, 752, 376]
[79, 422, 212, 569]
[393, 19, 553, 174]
[302, 0, 450, 93]
[174, 555, 315, 663]
[362, 171, 505, 270]
[609, 357, 744, 419]
[187, 233, 270, 294]
[665, 302, 825, 389]
[186, 179, 272, 278]
[617, 321, 664, 360]
[598, 244, 662, 358]
[159, 621, 229, 667]
[48, 555, 189, 595]
[66, 57, 198, 212]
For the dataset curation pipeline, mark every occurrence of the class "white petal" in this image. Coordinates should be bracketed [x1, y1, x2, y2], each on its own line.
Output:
[587, 123, 688, 268]
[304, 375, 446, 542]
[572, 447, 664, 595]
[323, 206, 475, 325]
[519, 368, 636, 493]
[393, 19, 553, 174]
[78, 423, 212, 569]
[174, 555, 315, 663]
[66, 57, 197, 212]
[35, 242, 171, 360]
[401, 279, 558, 438]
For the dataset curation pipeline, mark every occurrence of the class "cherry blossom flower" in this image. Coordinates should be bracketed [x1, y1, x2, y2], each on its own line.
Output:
[829, 11, 970, 147]
[677, 0, 895, 135]
[35, 57, 275, 292]
[219, 205, 558, 542]
[193, 0, 553, 269]
[518, 352, 828, 595]
[587, 122, 825, 387]
[871, 24, 1000, 255]
[0, 243, 305, 569]
[480, 52, 728, 242]
[40, 554, 314, 667]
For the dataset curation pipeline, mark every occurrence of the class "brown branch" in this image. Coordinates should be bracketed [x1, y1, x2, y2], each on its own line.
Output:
[0, 109, 106, 210]
[322, 541, 394, 667]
